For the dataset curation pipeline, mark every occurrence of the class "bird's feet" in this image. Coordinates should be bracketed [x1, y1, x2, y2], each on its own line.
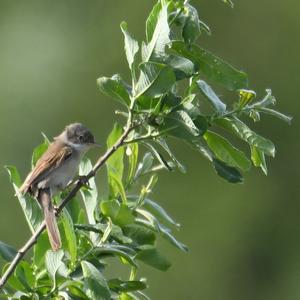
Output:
[77, 175, 91, 189]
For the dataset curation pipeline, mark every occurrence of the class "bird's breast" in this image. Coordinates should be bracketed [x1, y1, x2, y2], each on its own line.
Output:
[37, 152, 81, 195]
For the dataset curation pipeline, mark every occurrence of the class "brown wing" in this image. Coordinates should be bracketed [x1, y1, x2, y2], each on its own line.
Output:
[19, 141, 73, 194]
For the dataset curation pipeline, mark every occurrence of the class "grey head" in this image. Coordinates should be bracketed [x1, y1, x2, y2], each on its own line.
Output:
[58, 123, 100, 149]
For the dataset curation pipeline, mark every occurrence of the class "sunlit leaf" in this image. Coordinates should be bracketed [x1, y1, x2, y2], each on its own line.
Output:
[214, 117, 275, 157]
[142, 2, 170, 61]
[204, 131, 251, 171]
[156, 138, 186, 173]
[101, 200, 120, 220]
[142, 142, 173, 171]
[14, 261, 35, 292]
[163, 110, 200, 137]
[45, 249, 64, 289]
[171, 41, 248, 91]
[79, 157, 98, 240]
[61, 208, 77, 265]
[197, 80, 226, 113]
[135, 62, 176, 98]
[31, 136, 49, 168]
[134, 152, 154, 179]
[166, 55, 195, 80]
[251, 145, 268, 175]
[258, 107, 292, 124]
[6, 166, 43, 233]
[81, 261, 111, 300]
[109, 278, 147, 293]
[142, 198, 180, 228]
[97, 74, 131, 106]
[127, 143, 139, 185]
[121, 22, 139, 71]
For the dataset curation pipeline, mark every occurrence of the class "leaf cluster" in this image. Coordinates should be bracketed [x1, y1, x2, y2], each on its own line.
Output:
[0, 0, 290, 299]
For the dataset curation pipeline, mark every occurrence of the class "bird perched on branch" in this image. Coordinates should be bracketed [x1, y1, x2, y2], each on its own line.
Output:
[19, 123, 100, 251]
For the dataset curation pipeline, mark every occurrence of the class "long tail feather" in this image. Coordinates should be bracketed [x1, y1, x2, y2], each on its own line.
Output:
[38, 189, 61, 251]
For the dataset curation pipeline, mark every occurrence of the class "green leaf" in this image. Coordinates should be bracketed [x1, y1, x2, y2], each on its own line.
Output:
[109, 279, 147, 293]
[196, 80, 226, 113]
[214, 117, 275, 157]
[171, 41, 248, 91]
[257, 107, 292, 124]
[162, 110, 200, 137]
[6, 166, 43, 233]
[79, 158, 98, 232]
[142, 142, 173, 171]
[31, 136, 49, 168]
[101, 200, 120, 220]
[81, 261, 111, 300]
[0, 241, 17, 262]
[193, 115, 209, 136]
[101, 201, 134, 227]
[222, 0, 234, 8]
[33, 231, 50, 268]
[142, 2, 170, 61]
[64, 194, 82, 224]
[97, 74, 131, 106]
[123, 224, 156, 246]
[45, 249, 64, 289]
[204, 131, 251, 171]
[166, 55, 195, 80]
[120, 22, 139, 71]
[61, 208, 77, 265]
[136, 209, 188, 252]
[93, 245, 137, 267]
[156, 138, 186, 173]
[14, 261, 35, 292]
[143, 198, 180, 228]
[182, 4, 201, 45]
[106, 123, 125, 199]
[126, 143, 139, 185]
[145, 1, 161, 43]
[213, 158, 243, 183]
[134, 153, 154, 179]
[251, 146, 268, 175]
[66, 281, 90, 300]
[115, 204, 135, 227]
[135, 62, 176, 98]
[135, 246, 171, 271]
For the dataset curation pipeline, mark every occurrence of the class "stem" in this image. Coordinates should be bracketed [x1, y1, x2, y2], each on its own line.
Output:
[0, 122, 136, 290]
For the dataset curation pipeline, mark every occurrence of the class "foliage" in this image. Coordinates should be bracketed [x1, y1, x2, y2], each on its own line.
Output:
[0, 0, 290, 299]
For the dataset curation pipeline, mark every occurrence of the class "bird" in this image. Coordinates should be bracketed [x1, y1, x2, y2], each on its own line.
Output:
[19, 123, 100, 251]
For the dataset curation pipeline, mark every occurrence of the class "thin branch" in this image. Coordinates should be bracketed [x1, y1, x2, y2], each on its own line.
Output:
[0, 123, 135, 289]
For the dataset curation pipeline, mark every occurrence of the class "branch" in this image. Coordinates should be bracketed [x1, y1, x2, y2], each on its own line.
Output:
[0, 123, 135, 289]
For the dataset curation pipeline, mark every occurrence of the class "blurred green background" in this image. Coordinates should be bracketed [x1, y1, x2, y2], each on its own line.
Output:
[0, 0, 299, 299]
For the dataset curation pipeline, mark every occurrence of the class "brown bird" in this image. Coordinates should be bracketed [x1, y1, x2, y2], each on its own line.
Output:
[19, 123, 99, 251]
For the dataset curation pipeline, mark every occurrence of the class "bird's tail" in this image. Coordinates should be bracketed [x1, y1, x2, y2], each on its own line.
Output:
[38, 189, 61, 251]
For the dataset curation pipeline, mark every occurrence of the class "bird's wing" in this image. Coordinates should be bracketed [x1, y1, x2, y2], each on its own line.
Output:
[19, 142, 73, 194]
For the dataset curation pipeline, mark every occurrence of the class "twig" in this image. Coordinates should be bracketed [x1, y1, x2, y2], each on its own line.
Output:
[0, 124, 135, 289]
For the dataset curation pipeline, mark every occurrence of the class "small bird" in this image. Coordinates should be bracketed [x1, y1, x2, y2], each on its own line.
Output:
[19, 123, 99, 251]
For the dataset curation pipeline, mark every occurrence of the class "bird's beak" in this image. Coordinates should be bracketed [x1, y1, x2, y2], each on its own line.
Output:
[89, 142, 101, 148]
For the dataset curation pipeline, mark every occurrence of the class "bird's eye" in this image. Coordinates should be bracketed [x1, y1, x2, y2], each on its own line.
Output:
[78, 135, 84, 142]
